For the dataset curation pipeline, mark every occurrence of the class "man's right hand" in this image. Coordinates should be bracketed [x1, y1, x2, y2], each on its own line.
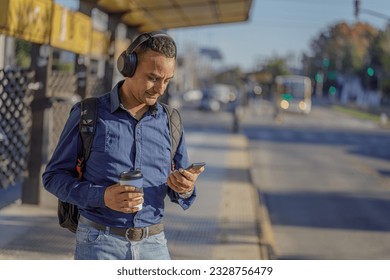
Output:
[103, 183, 144, 213]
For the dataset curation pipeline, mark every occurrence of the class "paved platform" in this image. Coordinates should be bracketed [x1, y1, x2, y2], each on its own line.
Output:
[165, 132, 262, 259]
[0, 130, 264, 260]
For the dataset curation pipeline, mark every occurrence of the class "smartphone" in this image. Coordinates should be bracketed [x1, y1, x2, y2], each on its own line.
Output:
[185, 162, 206, 172]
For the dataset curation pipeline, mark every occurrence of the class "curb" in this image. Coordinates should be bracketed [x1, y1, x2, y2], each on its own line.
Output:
[244, 135, 277, 260]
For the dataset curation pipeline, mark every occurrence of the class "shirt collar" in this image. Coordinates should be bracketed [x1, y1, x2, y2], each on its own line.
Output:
[110, 80, 125, 113]
[150, 103, 159, 117]
[110, 79, 160, 118]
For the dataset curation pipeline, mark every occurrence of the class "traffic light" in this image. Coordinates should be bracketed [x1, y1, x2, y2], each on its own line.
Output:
[364, 66, 378, 90]
[315, 73, 323, 83]
[322, 58, 330, 68]
[367, 67, 374, 77]
[354, 0, 360, 18]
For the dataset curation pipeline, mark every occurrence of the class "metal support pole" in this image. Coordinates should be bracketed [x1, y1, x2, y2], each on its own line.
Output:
[22, 44, 52, 205]
[0, 35, 5, 69]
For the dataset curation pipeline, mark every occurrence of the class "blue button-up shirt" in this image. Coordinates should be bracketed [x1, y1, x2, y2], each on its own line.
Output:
[42, 81, 195, 228]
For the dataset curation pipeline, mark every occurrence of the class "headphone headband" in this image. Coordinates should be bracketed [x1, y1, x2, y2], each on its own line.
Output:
[126, 31, 170, 55]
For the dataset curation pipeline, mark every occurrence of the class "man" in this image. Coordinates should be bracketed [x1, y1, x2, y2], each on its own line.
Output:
[42, 31, 204, 260]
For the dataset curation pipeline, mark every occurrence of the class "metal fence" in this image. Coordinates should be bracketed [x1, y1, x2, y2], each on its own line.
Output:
[87, 76, 105, 98]
[0, 66, 81, 204]
[0, 68, 34, 189]
[0, 62, 108, 207]
[46, 71, 80, 159]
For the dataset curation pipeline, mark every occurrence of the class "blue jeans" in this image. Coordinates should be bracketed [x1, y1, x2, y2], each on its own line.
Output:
[74, 220, 171, 260]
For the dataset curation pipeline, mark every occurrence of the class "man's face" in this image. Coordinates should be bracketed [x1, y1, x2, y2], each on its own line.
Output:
[128, 50, 175, 106]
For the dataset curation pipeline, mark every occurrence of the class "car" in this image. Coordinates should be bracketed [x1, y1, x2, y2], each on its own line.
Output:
[182, 89, 203, 102]
[198, 84, 238, 112]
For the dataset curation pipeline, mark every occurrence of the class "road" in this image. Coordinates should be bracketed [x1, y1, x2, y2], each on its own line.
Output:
[242, 100, 390, 259]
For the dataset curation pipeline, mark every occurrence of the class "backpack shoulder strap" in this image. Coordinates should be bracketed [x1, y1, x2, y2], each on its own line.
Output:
[160, 103, 183, 166]
[77, 97, 98, 174]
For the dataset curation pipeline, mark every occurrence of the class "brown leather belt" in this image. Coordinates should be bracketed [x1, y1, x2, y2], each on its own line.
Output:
[79, 216, 164, 241]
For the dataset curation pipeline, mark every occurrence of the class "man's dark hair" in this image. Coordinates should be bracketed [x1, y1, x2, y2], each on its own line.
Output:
[136, 35, 177, 59]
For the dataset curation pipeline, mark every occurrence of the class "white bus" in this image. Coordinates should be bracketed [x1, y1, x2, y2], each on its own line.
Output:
[274, 75, 312, 114]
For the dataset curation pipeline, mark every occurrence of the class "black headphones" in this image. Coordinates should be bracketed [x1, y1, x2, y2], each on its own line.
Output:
[117, 31, 173, 77]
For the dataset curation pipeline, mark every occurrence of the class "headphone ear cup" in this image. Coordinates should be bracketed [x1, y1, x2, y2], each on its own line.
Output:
[117, 51, 128, 77]
[126, 52, 137, 77]
[117, 51, 138, 77]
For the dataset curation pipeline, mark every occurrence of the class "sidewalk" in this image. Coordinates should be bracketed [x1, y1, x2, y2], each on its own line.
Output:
[165, 131, 262, 259]
[0, 130, 264, 260]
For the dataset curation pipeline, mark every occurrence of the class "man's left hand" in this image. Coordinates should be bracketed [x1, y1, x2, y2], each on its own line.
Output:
[167, 166, 205, 195]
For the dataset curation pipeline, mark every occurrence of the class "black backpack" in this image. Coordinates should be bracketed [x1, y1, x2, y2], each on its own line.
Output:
[57, 97, 183, 233]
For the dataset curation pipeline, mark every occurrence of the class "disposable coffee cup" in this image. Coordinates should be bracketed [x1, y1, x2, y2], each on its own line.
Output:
[119, 170, 144, 211]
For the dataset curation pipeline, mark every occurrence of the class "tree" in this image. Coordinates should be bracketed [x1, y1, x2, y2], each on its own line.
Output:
[367, 24, 390, 96]
[308, 22, 378, 74]
[249, 56, 291, 99]
[214, 67, 244, 88]
[262, 56, 290, 78]
[303, 22, 380, 96]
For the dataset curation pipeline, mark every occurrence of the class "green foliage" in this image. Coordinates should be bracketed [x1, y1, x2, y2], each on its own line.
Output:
[368, 26, 390, 95]
[308, 22, 378, 75]
[52, 59, 74, 73]
[15, 39, 31, 68]
[214, 67, 244, 88]
[262, 56, 290, 78]
[247, 56, 291, 99]
[303, 21, 390, 97]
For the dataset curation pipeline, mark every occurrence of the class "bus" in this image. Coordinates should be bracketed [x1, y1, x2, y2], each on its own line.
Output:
[274, 75, 312, 114]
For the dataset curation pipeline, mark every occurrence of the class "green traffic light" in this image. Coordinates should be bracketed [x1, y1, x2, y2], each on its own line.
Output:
[367, 67, 374, 77]
[322, 58, 330, 68]
[329, 86, 337, 95]
[315, 73, 323, 82]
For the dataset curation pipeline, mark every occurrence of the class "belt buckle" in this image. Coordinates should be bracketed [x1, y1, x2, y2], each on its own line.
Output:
[125, 227, 148, 241]
[140, 227, 149, 240]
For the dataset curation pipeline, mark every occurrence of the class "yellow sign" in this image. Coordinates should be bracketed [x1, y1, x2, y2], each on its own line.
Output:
[90, 30, 110, 57]
[72, 12, 92, 55]
[50, 4, 72, 52]
[51, 4, 92, 55]
[0, 0, 52, 44]
[0, 1, 110, 56]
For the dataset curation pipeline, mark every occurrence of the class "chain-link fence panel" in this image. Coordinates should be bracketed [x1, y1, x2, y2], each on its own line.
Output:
[0, 69, 34, 189]
[87, 76, 105, 97]
[48, 71, 77, 98]
[47, 95, 80, 159]
[47, 71, 80, 159]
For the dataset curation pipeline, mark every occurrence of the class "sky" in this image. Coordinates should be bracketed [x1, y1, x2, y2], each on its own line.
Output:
[57, 0, 390, 71]
[171, 0, 390, 71]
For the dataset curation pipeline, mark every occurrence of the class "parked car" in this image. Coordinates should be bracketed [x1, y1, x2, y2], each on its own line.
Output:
[198, 84, 238, 112]
[182, 89, 203, 102]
